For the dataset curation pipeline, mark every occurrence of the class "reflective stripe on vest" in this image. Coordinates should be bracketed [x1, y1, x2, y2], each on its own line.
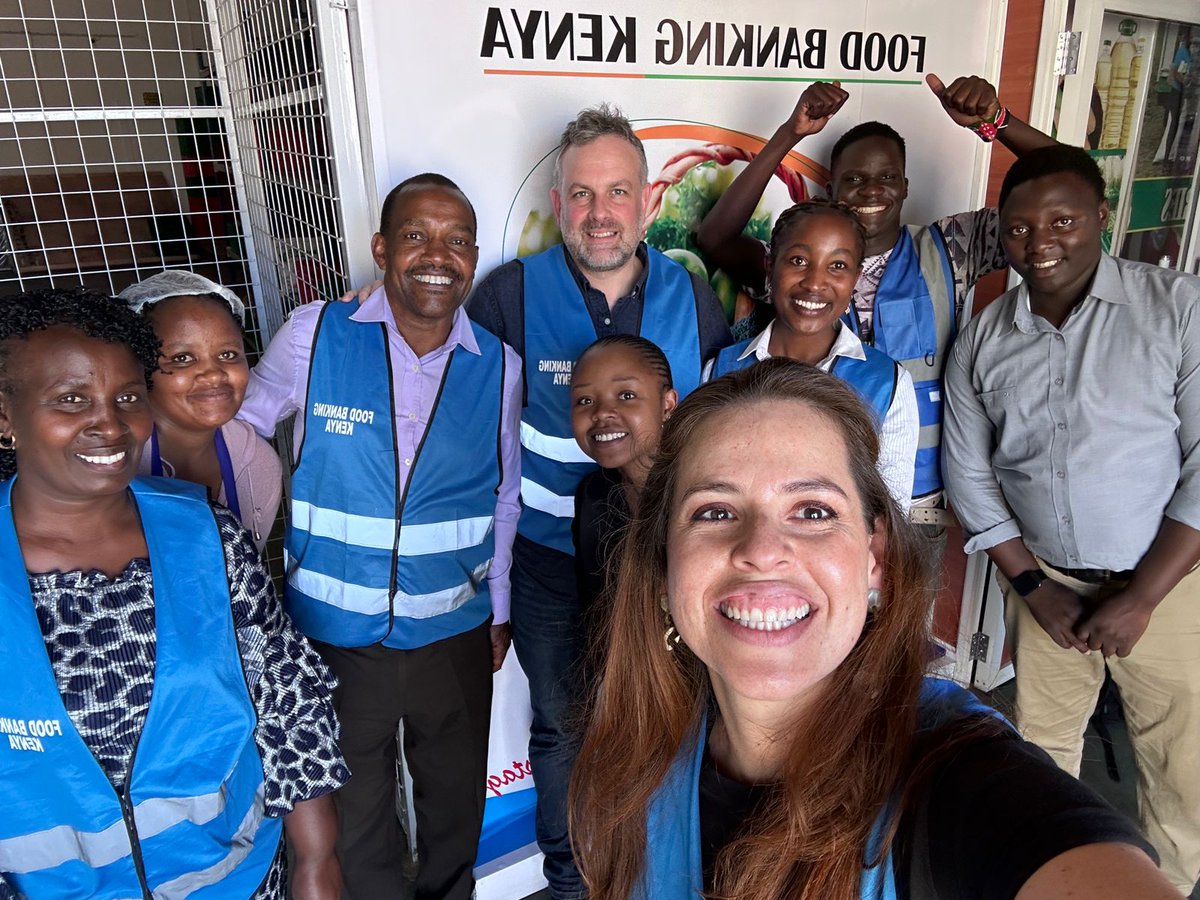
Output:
[635, 678, 1007, 899]
[0, 475, 280, 897]
[285, 302, 503, 650]
[287, 559, 491, 619]
[858, 224, 955, 497]
[291, 499, 494, 556]
[520, 244, 703, 553]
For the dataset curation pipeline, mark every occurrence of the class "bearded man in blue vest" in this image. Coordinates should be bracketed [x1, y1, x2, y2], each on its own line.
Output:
[697, 74, 1058, 525]
[469, 104, 732, 898]
[240, 174, 522, 900]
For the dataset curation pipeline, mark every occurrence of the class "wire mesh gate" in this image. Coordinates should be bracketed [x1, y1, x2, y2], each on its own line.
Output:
[0, 0, 354, 340]
[207, 0, 355, 337]
[0, 0, 358, 570]
[0, 1, 258, 307]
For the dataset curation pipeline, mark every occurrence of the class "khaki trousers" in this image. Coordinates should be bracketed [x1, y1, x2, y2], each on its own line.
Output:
[1002, 562, 1200, 893]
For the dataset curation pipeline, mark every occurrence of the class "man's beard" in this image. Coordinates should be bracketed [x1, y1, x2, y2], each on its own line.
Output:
[562, 218, 640, 274]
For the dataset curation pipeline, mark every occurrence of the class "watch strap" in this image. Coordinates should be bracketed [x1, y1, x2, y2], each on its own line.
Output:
[1011, 568, 1047, 597]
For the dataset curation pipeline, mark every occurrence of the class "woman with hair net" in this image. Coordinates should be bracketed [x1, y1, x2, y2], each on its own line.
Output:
[121, 270, 282, 550]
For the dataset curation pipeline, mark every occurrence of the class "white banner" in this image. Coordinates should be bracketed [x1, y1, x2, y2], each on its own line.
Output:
[359, 0, 1004, 279]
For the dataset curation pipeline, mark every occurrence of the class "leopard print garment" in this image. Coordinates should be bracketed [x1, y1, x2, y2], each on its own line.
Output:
[2, 506, 349, 899]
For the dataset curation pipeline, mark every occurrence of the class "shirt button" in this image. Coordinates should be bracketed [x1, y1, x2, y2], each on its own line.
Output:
[1054, 377, 1063, 386]
[408, 412, 417, 421]
[1054, 334, 1064, 342]
[404, 458, 412, 467]
[1062, 515, 1071, 524]
[602, 317, 611, 326]
[1056, 471, 1065, 478]
[1057, 422, 1066, 430]
[411, 364, 419, 373]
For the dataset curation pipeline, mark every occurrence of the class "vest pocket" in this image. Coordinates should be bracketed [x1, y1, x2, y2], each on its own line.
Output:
[913, 379, 942, 429]
[877, 298, 926, 360]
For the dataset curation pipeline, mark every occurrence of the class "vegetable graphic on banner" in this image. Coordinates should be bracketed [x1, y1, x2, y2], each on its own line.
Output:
[511, 121, 827, 323]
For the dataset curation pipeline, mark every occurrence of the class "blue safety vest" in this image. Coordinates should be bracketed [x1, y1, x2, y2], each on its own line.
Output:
[285, 302, 504, 650]
[849, 225, 955, 498]
[709, 339, 898, 429]
[637, 678, 1005, 899]
[519, 244, 702, 554]
[0, 476, 280, 898]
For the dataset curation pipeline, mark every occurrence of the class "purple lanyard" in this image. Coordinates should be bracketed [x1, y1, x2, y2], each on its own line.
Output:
[149, 426, 242, 521]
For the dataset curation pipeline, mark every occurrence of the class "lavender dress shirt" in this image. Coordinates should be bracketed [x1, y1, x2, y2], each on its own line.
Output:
[238, 288, 523, 624]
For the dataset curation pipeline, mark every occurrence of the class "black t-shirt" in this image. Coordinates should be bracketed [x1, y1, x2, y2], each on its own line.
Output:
[572, 467, 630, 619]
[699, 727, 1155, 898]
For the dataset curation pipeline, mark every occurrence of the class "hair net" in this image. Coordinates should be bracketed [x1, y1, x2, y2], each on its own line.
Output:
[118, 270, 246, 320]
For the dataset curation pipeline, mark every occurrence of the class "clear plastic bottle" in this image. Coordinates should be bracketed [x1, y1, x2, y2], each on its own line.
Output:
[1096, 39, 1113, 111]
[1102, 37, 1135, 148]
[1119, 37, 1145, 147]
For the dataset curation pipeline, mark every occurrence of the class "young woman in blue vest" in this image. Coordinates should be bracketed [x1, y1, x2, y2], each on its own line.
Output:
[121, 270, 282, 551]
[707, 200, 917, 512]
[569, 359, 1171, 899]
[697, 74, 1058, 512]
[0, 289, 346, 899]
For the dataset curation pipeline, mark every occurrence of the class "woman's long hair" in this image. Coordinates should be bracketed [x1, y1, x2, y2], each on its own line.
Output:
[570, 358, 935, 899]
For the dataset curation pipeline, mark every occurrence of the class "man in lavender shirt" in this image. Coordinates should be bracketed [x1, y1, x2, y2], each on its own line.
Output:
[239, 173, 522, 900]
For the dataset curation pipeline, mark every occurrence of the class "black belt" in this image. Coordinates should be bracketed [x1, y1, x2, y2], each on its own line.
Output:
[1051, 565, 1134, 585]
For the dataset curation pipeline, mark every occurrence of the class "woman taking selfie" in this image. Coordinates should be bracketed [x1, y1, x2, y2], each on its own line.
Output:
[571, 359, 1175, 899]
[0, 289, 345, 899]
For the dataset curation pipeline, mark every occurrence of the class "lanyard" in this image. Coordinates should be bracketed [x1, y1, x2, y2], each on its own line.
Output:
[149, 427, 242, 521]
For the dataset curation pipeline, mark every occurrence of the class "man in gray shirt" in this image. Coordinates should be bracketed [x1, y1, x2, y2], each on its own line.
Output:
[944, 145, 1200, 894]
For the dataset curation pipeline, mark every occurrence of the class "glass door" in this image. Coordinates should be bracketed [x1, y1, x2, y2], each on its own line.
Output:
[1061, 1, 1200, 271]
[1089, 16, 1200, 265]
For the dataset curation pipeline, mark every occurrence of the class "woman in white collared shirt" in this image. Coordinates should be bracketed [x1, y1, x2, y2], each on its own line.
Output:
[704, 200, 917, 512]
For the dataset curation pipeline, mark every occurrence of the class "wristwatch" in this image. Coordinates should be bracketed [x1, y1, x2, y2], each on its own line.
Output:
[1010, 568, 1047, 597]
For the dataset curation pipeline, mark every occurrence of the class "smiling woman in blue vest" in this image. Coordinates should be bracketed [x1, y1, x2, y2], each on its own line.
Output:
[0, 289, 347, 899]
[706, 200, 917, 511]
[569, 359, 1173, 900]
[697, 75, 1059, 524]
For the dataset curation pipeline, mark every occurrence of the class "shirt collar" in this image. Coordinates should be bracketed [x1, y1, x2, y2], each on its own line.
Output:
[1088, 254, 1130, 305]
[738, 320, 774, 361]
[737, 319, 866, 367]
[826, 319, 867, 363]
[562, 241, 651, 300]
[350, 286, 481, 356]
[1010, 254, 1127, 334]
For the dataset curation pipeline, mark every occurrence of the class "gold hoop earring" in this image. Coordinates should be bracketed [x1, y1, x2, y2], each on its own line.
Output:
[663, 612, 682, 653]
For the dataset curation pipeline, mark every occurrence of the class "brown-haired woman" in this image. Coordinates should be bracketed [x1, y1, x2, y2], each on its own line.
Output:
[570, 358, 1176, 899]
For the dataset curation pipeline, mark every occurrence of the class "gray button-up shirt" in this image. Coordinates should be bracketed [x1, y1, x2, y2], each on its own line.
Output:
[943, 254, 1200, 570]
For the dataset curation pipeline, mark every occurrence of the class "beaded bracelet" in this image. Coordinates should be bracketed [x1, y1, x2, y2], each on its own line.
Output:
[971, 105, 1009, 142]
